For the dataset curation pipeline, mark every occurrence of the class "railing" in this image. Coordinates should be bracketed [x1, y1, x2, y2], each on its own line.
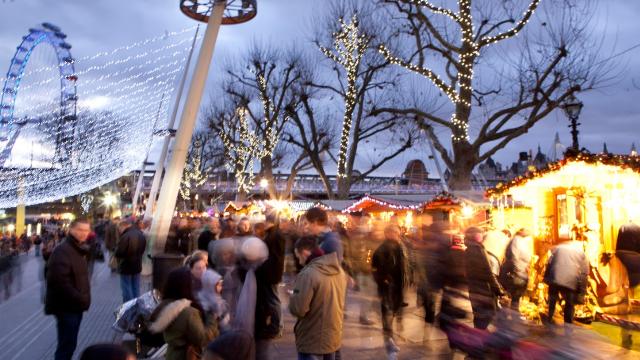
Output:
[139, 173, 497, 195]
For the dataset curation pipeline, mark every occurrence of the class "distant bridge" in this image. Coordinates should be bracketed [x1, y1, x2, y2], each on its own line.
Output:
[137, 171, 497, 198]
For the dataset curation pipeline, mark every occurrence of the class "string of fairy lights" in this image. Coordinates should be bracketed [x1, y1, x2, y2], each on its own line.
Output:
[219, 107, 270, 194]
[319, 15, 370, 179]
[179, 140, 208, 201]
[0, 27, 199, 208]
[379, 0, 541, 144]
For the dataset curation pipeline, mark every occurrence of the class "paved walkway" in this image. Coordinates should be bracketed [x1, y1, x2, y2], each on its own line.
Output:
[0, 253, 637, 360]
[0, 253, 126, 360]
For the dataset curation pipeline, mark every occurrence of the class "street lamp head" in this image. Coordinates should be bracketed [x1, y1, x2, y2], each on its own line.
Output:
[180, 0, 258, 24]
[259, 178, 268, 189]
[562, 93, 583, 119]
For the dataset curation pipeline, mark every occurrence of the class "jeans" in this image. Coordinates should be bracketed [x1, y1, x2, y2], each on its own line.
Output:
[54, 313, 83, 360]
[120, 273, 140, 303]
[298, 350, 341, 360]
[548, 284, 576, 324]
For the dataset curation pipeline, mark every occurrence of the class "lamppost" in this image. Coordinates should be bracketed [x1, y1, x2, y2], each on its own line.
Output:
[561, 93, 584, 152]
[148, 0, 258, 255]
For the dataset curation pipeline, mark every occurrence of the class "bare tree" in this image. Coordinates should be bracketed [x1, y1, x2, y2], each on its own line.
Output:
[283, 65, 337, 198]
[222, 45, 303, 197]
[375, 0, 612, 190]
[311, 1, 418, 198]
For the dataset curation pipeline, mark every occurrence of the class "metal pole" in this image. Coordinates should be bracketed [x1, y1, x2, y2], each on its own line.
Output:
[144, 25, 201, 221]
[132, 93, 166, 216]
[148, 2, 225, 254]
[569, 116, 580, 151]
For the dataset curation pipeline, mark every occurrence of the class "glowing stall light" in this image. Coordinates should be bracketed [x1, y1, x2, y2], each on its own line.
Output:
[36, 222, 41, 235]
[461, 204, 474, 219]
[26, 223, 32, 236]
[259, 178, 269, 189]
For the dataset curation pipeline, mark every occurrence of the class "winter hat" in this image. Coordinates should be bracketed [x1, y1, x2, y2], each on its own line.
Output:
[201, 269, 223, 293]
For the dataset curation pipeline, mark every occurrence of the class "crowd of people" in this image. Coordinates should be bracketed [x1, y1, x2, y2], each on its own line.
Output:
[30, 204, 605, 360]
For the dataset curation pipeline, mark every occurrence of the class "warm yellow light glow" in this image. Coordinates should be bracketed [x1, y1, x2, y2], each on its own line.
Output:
[36, 223, 42, 236]
[103, 192, 118, 207]
[7, 224, 15, 233]
[259, 178, 269, 189]
[61, 212, 75, 220]
[405, 211, 414, 228]
[461, 204, 474, 219]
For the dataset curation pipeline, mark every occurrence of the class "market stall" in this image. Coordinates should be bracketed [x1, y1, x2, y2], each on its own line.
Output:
[487, 153, 640, 317]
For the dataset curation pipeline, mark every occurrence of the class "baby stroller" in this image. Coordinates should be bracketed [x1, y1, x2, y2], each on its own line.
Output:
[113, 290, 166, 358]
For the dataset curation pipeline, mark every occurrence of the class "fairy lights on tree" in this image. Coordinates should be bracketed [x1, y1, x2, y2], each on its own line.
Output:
[319, 14, 370, 179]
[217, 106, 275, 196]
[179, 140, 209, 205]
[375, 0, 604, 190]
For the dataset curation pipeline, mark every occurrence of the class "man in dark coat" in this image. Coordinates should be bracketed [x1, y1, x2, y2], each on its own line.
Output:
[115, 217, 147, 302]
[45, 219, 92, 360]
[372, 224, 407, 357]
[253, 212, 285, 360]
[198, 218, 221, 252]
[464, 227, 504, 329]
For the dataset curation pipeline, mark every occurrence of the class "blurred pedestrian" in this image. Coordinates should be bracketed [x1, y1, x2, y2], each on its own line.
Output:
[305, 207, 343, 262]
[116, 217, 147, 303]
[198, 269, 230, 331]
[79, 343, 135, 360]
[464, 227, 504, 330]
[544, 239, 589, 324]
[254, 211, 285, 360]
[105, 217, 121, 272]
[149, 267, 218, 360]
[186, 250, 208, 292]
[290, 236, 346, 360]
[372, 224, 408, 357]
[421, 221, 450, 324]
[204, 329, 254, 360]
[198, 218, 221, 252]
[45, 219, 92, 360]
[500, 229, 533, 312]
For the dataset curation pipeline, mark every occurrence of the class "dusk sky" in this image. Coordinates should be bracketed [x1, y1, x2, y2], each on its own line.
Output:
[1, 0, 639, 178]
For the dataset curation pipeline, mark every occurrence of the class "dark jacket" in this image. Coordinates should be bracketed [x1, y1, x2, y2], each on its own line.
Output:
[255, 224, 285, 340]
[465, 241, 504, 299]
[372, 239, 407, 311]
[115, 226, 147, 275]
[197, 229, 215, 252]
[45, 236, 91, 315]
